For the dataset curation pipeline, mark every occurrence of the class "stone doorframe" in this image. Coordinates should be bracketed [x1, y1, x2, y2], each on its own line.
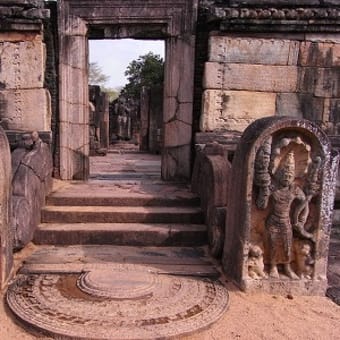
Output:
[58, 0, 198, 180]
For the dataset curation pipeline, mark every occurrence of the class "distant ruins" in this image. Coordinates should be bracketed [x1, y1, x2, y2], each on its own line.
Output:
[0, 0, 339, 297]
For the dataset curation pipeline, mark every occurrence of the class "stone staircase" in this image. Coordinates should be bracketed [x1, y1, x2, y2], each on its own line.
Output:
[33, 180, 207, 247]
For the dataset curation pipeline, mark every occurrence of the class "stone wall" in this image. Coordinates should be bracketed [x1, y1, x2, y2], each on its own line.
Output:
[200, 34, 339, 133]
[0, 0, 51, 132]
[198, 2, 339, 134]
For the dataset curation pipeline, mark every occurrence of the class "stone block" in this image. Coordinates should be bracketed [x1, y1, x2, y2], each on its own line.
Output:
[299, 41, 340, 67]
[0, 39, 45, 89]
[209, 36, 299, 66]
[203, 62, 298, 92]
[298, 67, 340, 98]
[200, 90, 276, 132]
[0, 88, 51, 130]
[162, 145, 191, 180]
[305, 34, 340, 44]
[314, 68, 340, 98]
[164, 120, 192, 148]
[276, 93, 303, 118]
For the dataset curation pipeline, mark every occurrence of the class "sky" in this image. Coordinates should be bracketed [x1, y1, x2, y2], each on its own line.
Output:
[89, 39, 165, 89]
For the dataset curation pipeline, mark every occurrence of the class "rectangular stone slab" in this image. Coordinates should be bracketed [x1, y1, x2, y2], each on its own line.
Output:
[209, 36, 299, 65]
[0, 88, 51, 130]
[0, 39, 45, 89]
[203, 62, 298, 92]
[200, 90, 276, 132]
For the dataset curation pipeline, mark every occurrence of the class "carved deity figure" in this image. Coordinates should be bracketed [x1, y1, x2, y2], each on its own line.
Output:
[264, 151, 306, 279]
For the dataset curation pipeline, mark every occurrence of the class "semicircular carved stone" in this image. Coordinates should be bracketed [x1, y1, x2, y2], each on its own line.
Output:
[222, 116, 339, 295]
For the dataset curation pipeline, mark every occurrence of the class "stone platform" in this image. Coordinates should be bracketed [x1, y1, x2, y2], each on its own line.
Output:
[7, 245, 229, 339]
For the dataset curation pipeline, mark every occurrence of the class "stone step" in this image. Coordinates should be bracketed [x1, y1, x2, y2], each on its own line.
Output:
[46, 194, 200, 207]
[41, 206, 204, 224]
[34, 223, 207, 247]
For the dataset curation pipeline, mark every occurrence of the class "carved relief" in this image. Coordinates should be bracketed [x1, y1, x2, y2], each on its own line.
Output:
[251, 134, 322, 281]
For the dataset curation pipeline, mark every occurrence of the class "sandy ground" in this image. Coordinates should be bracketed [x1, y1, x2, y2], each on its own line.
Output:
[1, 286, 339, 340]
[1, 246, 339, 340]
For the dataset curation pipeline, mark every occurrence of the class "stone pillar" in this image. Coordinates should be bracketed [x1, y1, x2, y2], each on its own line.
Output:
[58, 10, 89, 179]
[162, 35, 196, 179]
[140, 87, 150, 152]
[222, 116, 339, 295]
[0, 127, 12, 290]
[149, 85, 163, 154]
[99, 92, 109, 151]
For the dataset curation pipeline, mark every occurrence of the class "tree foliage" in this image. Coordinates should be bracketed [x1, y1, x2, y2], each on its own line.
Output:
[89, 62, 120, 101]
[121, 52, 164, 100]
[89, 62, 110, 87]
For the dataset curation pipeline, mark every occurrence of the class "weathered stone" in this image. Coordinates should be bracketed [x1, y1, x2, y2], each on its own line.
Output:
[191, 142, 231, 258]
[203, 62, 298, 92]
[11, 132, 53, 249]
[209, 36, 299, 65]
[222, 116, 339, 295]
[305, 34, 340, 44]
[0, 0, 44, 8]
[0, 88, 51, 130]
[6, 263, 229, 339]
[298, 67, 340, 98]
[164, 120, 192, 148]
[200, 90, 276, 132]
[0, 126, 12, 290]
[0, 39, 45, 89]
[162, 145, 191, 180]
[314, 68, 340, 98]
[299, 41, 340, 67]
[276, 93, 303, 118]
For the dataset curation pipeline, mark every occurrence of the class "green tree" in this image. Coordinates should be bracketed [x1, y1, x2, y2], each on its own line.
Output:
[121, 52, 164, 100]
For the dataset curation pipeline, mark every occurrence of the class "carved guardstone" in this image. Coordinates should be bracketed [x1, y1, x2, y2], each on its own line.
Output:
[222, 117, 339, 295]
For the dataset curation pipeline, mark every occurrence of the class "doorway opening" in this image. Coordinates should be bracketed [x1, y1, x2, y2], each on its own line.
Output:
[88, 39, 165, 180]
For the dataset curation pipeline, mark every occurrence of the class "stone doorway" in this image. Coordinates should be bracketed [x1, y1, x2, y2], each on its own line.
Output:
[88, 38, 164, 164]
[58, 0, 198, 181]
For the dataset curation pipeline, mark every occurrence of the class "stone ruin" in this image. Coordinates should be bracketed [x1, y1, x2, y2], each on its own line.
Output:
[0, 0, 339, 297]
[222, 117, 339, 295]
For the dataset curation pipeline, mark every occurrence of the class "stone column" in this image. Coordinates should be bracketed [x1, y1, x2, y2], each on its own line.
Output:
[162, 35, 196, 180]
[58, 10, 89, 180]
[140, 87, 150, 152]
